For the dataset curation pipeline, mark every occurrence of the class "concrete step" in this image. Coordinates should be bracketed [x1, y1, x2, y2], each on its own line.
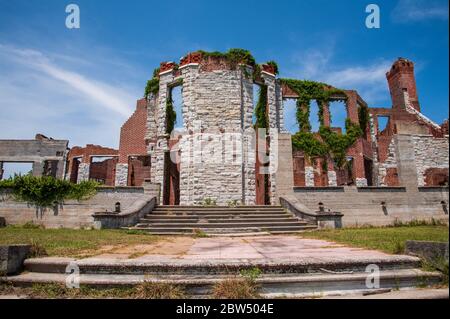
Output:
[21, 255, 422, 275]
[5, 269, 441, 298]
[129, 225, 317, 234]
[135, 221, 309, 228]
[148, 211, 293, 217]
[140, 217, 302, 223]
[157, 205, 283, 210]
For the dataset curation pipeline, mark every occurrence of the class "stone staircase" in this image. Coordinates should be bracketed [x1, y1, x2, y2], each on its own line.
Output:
[4, 255, 442, 298]
[126, 205, 317, 236]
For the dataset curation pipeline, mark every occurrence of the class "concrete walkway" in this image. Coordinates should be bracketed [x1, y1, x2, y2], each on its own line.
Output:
[78, 235, 398, 262]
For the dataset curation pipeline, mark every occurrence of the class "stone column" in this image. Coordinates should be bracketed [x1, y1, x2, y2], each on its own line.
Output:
[241, 66, 256, 205]
[261, 72, 279, 204]
[154, 68, 174, 202]
[114, 163, 128, 186]
[327, 171, 337, 186]
[77, 163, 90, 183]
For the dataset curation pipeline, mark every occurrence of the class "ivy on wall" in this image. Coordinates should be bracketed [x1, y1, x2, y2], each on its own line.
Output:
[166, 88, 177, 134]
[144, 67, 161, 98]
[254, 85, 268, 128]
[282, 78, 369, 168]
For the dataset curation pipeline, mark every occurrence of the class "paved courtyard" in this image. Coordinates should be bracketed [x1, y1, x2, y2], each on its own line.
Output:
[66, 235, 402, 263]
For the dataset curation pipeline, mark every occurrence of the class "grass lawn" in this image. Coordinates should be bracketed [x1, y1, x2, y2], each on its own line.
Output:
[301, 225, 449, 254]
[0, 225, 160, 257]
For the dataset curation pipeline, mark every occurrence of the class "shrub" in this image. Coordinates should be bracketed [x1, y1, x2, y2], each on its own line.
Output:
[4, 175, 98, 210]
[202, 198, 217, 206]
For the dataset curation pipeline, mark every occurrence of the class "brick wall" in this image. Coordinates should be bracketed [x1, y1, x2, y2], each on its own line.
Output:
[118, 98, 149, 164]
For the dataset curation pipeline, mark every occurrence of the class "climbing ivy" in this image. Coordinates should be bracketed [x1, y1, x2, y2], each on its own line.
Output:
[279, 79, 345, 131]
[254, 86, 268, 128]
[282, 78, 369, 168]
[358, 103, 370, 134]
[144, 67, 161, 98]
[292, 131, 328, 158]
[166, 89, 177, 134]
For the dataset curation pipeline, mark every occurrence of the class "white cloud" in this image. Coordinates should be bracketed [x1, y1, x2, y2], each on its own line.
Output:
[392, 0, 449, 22]
[0, 44, 141, 148]
[285, 49, 391, 104]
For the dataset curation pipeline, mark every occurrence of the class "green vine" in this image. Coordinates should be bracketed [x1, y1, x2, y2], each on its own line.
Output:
[282, 79, 370, 168]
[0, 175, 98, 210]
[358, 103, 370, 134]
[279, 79, 345, 131]
[144, 67, 161, 98]
[254, 86, 268, 128]
[166, 89, 177, 134]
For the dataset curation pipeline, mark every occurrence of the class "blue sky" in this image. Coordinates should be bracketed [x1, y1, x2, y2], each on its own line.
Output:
[0, 0, 448, 152]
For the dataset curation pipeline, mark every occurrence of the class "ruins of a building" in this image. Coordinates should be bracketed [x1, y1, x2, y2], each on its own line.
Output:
[1, 53, 448, 209]
[107, 54, 448, 206]
[0, 134, 68, 180]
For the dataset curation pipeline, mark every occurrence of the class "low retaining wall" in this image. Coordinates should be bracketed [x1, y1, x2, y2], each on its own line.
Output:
[288, 186, 449, 227]
[0, 244, 31, 275]
[0, 187, 157, 229]
[93, 196, 157, 229]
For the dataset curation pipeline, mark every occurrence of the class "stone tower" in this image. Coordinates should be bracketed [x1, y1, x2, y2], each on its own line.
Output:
[386, 57, 420, 112]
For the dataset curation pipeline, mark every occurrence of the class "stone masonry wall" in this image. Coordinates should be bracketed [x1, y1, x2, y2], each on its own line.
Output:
[412, 134, 449, 186]
[178, 65, 246, 205]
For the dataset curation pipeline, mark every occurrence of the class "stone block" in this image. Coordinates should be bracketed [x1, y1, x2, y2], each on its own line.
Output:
[0, 244, 31, 275]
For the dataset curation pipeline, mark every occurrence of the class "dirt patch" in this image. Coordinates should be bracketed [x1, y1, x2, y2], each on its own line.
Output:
[78, 237, 195, 259]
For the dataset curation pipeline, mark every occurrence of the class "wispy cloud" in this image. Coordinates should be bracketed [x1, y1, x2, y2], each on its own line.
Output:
[0, 44, 141, 148]
[391, 0, 449, 22]
[0, 45, 134, 117]
[285, 48, 392, 104]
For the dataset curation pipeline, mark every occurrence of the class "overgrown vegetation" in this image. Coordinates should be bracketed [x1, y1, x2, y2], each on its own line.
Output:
[0, 175, 98, 211]
[280, 78, 370, 167]
[134, 282, 186, 299]
[301, 224, 448, 254]
[21, 282, 186, 299]
[144, 67, 161, 98]
[201, 198, 217, 206]
[254, 85, 268, 128]
[212, 277, 260, 299]
[165, 88, 177, 134]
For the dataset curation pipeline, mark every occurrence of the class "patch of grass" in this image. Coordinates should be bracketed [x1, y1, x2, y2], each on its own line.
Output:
[239, 267, 262, 281]
[27, 282, 185, 299]
[212, 277, 260, 299]
[422, 257, 449, 286]
[134, 282, 185, 299]
[30, 283, 133, 299]
[0, 225, 161, 257]
[301, 225, 449, 254]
